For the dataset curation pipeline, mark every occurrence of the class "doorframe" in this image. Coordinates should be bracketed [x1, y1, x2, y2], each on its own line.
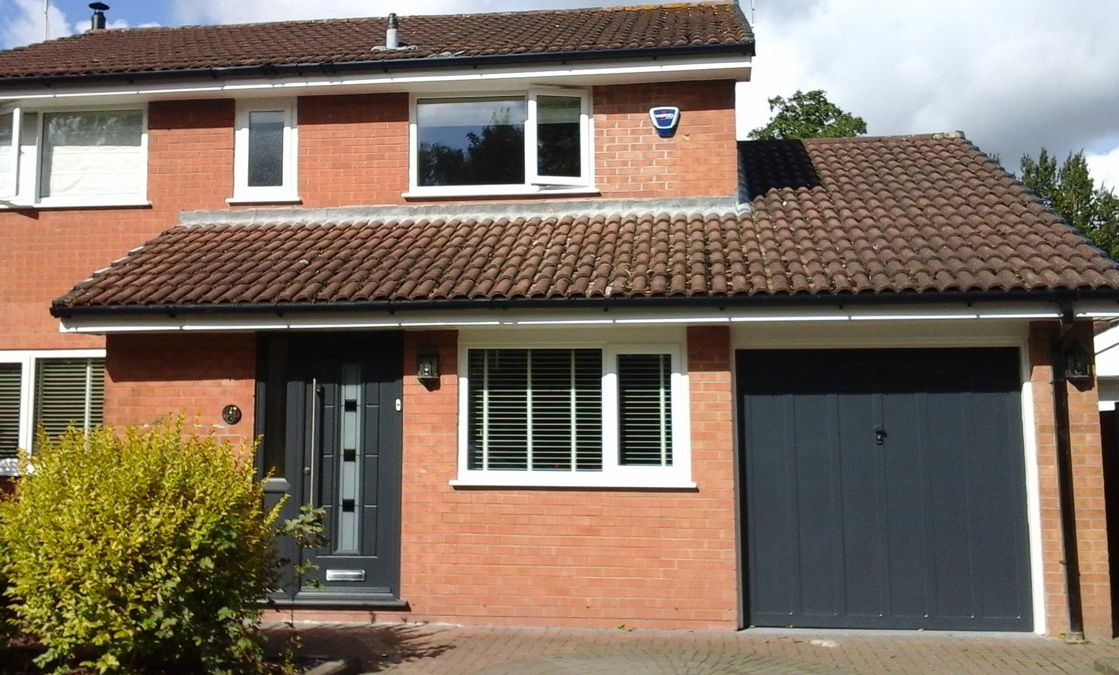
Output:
[253, 331, 407, 608]
[729, 320, 1044, 634]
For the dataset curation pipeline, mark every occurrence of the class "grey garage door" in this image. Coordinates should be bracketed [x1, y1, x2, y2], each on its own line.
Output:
[738, 348, 1032, 631]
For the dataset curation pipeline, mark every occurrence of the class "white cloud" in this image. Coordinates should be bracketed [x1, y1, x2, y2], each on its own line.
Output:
[740, 0, 1119, 172]
[1087, 146, 1119, 195]
[68, 18, 158, 37]
[0, 0, 72, 48]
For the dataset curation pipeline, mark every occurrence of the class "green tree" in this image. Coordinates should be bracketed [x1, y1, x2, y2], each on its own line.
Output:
[749, 89, 868, 140]
[1020, 149, 1119, 259]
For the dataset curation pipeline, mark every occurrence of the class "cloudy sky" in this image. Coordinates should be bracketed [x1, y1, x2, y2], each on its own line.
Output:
[2, 0, 1118, 190]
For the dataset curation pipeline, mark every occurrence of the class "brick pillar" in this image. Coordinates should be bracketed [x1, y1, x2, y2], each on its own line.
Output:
[685, 324, 739, 624]
[399, 330, 459, 611]
[1030, 321, 1112, 638]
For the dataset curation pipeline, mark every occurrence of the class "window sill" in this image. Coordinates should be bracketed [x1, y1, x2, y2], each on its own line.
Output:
[450, 475, 697, 490]
[226, 195, 302, 206]
[403, 185, 600, 200]
[0, 198, 151, 210]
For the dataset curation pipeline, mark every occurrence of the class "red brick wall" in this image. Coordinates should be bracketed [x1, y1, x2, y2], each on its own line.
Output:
[148, 99, 236, 211]
[298, 93, 410, 207]
[103, 333, 256, 443]
[1030, 321, 1112, 638]
[389, 326, 739, 629]
[593, 81, 738, 199]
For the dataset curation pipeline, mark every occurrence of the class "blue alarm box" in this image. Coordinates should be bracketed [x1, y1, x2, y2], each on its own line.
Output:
[648, 106, 681, 138]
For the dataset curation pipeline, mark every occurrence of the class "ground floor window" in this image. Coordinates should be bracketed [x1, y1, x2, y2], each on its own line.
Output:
[457, 342, 691, 488]
[0, 351, 105, 474]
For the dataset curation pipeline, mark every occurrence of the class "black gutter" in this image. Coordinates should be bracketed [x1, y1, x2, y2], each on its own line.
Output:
[49, 288, 1119, 319]
[1051, 302, 1086, 642]
[0, 42, 755, 91]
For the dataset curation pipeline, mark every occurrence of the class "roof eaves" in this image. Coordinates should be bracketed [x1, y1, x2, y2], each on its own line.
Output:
[50, 288, 1119, 320]
[0, 41, 755, 90]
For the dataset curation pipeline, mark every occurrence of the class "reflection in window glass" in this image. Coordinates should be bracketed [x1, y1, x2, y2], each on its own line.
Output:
[0, 112, 12, 193]
[536, 95, 581, 178]
[40, 110, 143, 199]
[417, 98, 526, 186]
[247, 110, 284, 187]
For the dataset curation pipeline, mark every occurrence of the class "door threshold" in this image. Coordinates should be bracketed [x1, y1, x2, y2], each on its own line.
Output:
[265, 595, 409, 610]
[741, 627, 1042, 639]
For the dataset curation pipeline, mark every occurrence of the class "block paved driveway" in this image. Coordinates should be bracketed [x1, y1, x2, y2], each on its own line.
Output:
[273, 623, 1119, 674]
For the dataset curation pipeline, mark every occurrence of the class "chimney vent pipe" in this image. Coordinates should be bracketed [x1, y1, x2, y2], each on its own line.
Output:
[386, 13, 399, 49]
[89, 2, 109, 31]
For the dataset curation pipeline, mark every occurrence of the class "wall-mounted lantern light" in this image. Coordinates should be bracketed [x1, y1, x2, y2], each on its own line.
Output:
[1064, 341, 1093, 383]
[417, 351, 439, 384]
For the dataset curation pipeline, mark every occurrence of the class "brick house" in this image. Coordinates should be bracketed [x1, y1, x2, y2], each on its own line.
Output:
[2, 2, 1118, 638]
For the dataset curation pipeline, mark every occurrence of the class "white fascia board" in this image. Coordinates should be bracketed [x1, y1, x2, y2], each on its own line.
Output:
[0, 56, 752, 106]
[57, 302, 1079, 335]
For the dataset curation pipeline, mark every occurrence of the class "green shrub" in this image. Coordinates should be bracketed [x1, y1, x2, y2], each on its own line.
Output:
[0, 494, 13, 639]
[0, 420, 281, 674]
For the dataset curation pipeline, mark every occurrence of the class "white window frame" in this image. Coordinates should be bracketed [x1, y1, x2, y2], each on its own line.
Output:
[0, 349, 106, 476]
[0, 104, 149, 209]
[230, 98, 299, 204]
[0, 105, 20, 199]
[526, 87, 592, 188]
[407, 87, 595, 198]
[454, 340, 692, 489]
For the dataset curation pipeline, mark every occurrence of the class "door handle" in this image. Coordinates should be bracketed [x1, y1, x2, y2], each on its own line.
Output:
[874, 425, 887, 446]
[307, 377, 319, 507]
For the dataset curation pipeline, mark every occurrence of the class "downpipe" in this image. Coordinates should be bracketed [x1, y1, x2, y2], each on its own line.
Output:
[1052, 304, 1086, 642]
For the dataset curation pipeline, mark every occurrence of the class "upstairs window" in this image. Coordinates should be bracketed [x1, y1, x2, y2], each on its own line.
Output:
[0, 106, 147, 207]
[411, 88, 591, 196]
[40, 110, 144, 201]
[233, 99, 298, 203]
[0, 110, 14, 197]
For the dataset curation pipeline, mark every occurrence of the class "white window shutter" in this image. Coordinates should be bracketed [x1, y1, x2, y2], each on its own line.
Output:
[33, 358, 104, 450]
[0, 363, 22, 458]
[39, 111, 143, 200]
[468, 349, 602, 472]
[618, 353, 673, 466]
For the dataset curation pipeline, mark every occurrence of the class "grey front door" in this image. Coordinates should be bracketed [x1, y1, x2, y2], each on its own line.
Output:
[738, 348, 1032, 631]
[260, 333, 403, 605]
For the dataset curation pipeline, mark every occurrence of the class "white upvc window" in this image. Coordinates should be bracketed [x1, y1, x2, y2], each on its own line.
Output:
[0, 107, 19, 199]
[408, 87, 594, 198]
[231, 98, 299, 203]
[455, 342, 692, 488]
[0, 105, 148, 208]
[0, 350, 105, 476]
